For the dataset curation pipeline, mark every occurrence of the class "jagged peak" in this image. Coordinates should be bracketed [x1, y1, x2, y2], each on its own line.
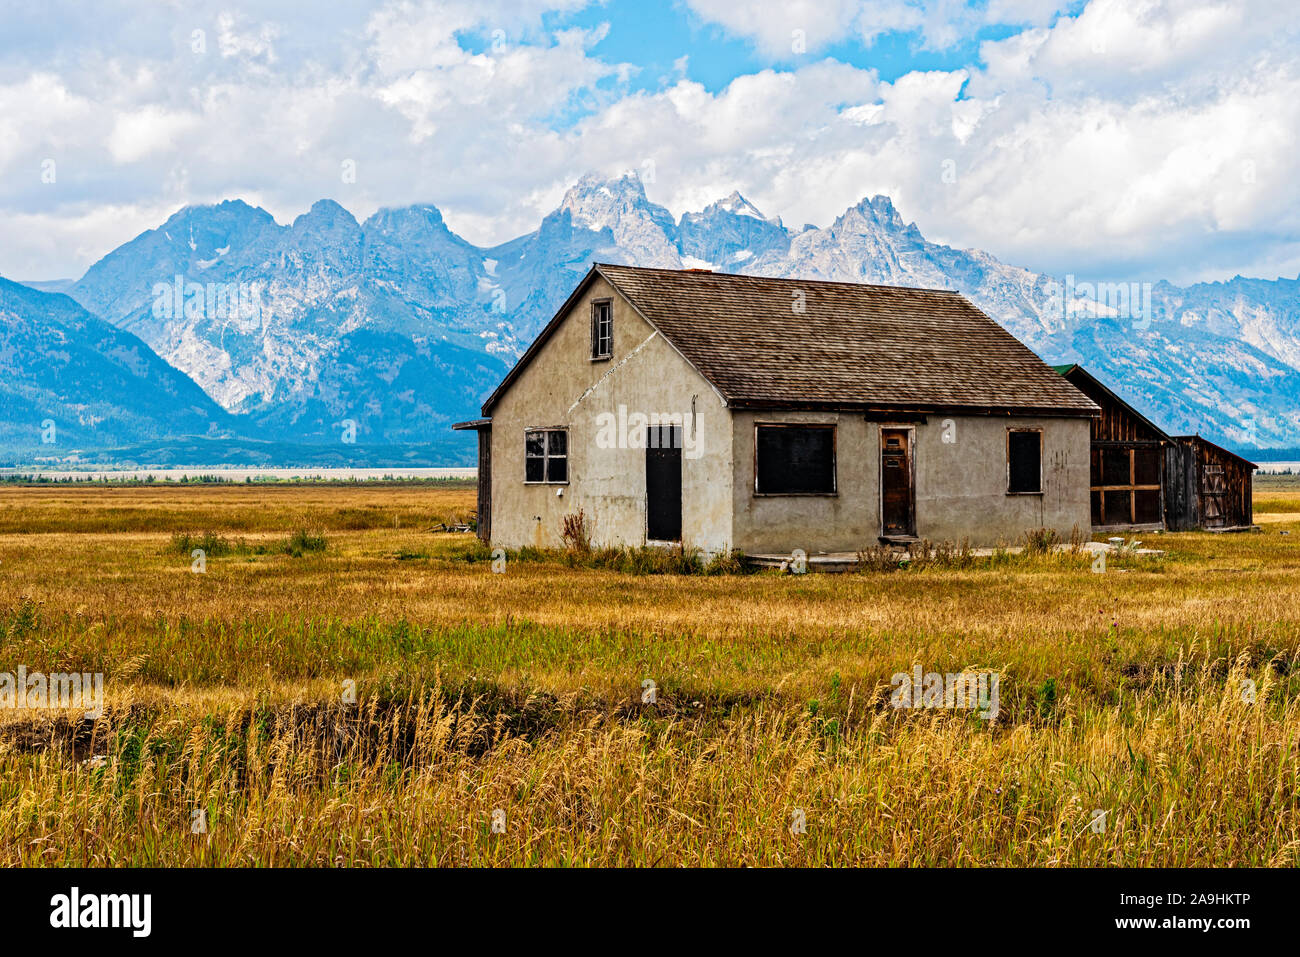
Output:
[561, 170, 652, 212]
[558, 170, 674, 237]
[363, 202, 450, 233]
[681, 189, 776, 226]
[855, 193, 903, 220]
[570, 168, 645, 191]
[291, 198, 359, 231]
[160, 198, 275, 229]
[829, 193, 920, 237]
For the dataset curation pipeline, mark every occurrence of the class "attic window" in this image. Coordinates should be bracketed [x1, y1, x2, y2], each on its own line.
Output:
[1007, 429, 1042, 494]
[525, 428, 568, 484]
[755, 424, 836, 495]
[591, 300, 612, 360]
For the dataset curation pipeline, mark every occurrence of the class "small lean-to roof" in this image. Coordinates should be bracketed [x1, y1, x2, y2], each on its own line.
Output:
[481, 264, 1099, 417]
[1173, 434, 1258, 470]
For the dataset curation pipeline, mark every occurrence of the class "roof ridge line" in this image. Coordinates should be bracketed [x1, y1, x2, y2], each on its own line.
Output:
[592, 262, 961, 296]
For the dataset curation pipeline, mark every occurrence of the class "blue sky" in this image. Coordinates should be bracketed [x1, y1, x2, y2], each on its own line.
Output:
[0, 0, 1297, 286]
[528, 0, 1042, 93]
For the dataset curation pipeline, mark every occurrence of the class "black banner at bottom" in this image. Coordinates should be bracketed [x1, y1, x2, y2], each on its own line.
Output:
[0, 866, 1278, 943]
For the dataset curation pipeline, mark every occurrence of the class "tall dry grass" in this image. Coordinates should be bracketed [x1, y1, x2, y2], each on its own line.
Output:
[0, 479, 1296, 865]
[0, 654, 1295, 866]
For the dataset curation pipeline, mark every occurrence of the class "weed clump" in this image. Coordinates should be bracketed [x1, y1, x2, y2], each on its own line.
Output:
[1022, 527, 1060, 555]
[170, 531, 239, 557]
[284, 528, 327, 557]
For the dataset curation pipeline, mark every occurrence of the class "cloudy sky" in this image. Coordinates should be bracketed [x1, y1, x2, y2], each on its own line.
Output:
[2, 0, 1297, 285]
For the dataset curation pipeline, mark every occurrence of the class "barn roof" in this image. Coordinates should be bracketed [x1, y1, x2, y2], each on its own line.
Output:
[1051, 363, 1172, 441]
[481, 264, 1099, 417]
[1173, 435, 1258, 470]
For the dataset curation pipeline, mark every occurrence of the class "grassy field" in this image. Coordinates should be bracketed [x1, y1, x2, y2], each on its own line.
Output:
[1, 477, 1298, 866]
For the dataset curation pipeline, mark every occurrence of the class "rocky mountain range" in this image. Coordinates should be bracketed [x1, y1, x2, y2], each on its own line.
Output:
[0, 276, 232, 453]
[5, 170, 1299, 462]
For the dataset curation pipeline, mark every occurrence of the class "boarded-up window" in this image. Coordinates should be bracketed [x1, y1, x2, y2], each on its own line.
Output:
[525, 429, 567, 483]
[756, 425, 835, 494]
[1008, 429, 1042, 494]
[590, 300, 612, 359]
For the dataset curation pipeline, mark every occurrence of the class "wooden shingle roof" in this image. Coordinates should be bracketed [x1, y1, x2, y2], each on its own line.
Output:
[482, 264, 1099, 417]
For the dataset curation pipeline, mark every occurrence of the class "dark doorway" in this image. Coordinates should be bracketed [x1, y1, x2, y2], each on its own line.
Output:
[646, 425, 682, 541]
[880, 428, 915, 538]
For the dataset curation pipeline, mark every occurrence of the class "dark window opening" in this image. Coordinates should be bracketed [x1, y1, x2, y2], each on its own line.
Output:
[1008, 429, 1042, 494]
[1104, 489, 1131, 523]
[646, 426, 682, 542]
[525, 428, 567, 483]
[1101, 448, 1131, 486]
[1133, 447, 1162, 486]
[756, 425, 836, 494]
[591, 300, 612, 359]
[1134, 488, 1162, 524]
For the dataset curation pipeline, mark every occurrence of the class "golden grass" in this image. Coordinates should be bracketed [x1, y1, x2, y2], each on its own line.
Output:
[0, 477, 1298, 865]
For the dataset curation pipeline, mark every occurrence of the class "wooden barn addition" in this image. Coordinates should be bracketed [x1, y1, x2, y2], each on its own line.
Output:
[1054, 364, 1256, 532]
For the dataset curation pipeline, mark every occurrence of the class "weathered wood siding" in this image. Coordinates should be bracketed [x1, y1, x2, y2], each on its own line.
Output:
[1162, 443, 1197, 530]
[1165, 437, 1254, 530]
[1061, 366, 1168, 529]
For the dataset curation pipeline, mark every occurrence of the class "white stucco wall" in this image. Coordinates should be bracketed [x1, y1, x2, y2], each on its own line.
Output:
[731, 411, 1091, 552]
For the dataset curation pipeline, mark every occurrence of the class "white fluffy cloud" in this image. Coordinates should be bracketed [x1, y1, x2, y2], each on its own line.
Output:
[0, 0, 1297, 288]
[107, 106, 202, 163]
[683, 0, 1069, 54]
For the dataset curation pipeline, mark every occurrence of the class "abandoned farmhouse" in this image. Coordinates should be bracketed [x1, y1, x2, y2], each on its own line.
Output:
[455, 264, 1254, 554]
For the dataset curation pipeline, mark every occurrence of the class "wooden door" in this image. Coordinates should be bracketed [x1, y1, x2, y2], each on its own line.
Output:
[646, 425, 682, 541]
[880, 428, 915, 537]
[1202, 464, 1227, 527]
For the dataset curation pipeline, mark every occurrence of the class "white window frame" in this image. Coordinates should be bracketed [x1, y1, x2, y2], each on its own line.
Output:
[590, 299, 613, 360]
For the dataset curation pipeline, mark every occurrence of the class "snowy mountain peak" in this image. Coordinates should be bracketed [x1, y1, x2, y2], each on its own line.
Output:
[164, 198, 272, 226]
[557, 171, 679, 267]
[711, 190, 771, 222]
[155, 199, 277, 254]
[678, 189, 789, 269]
[843, 194, 911, 232]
